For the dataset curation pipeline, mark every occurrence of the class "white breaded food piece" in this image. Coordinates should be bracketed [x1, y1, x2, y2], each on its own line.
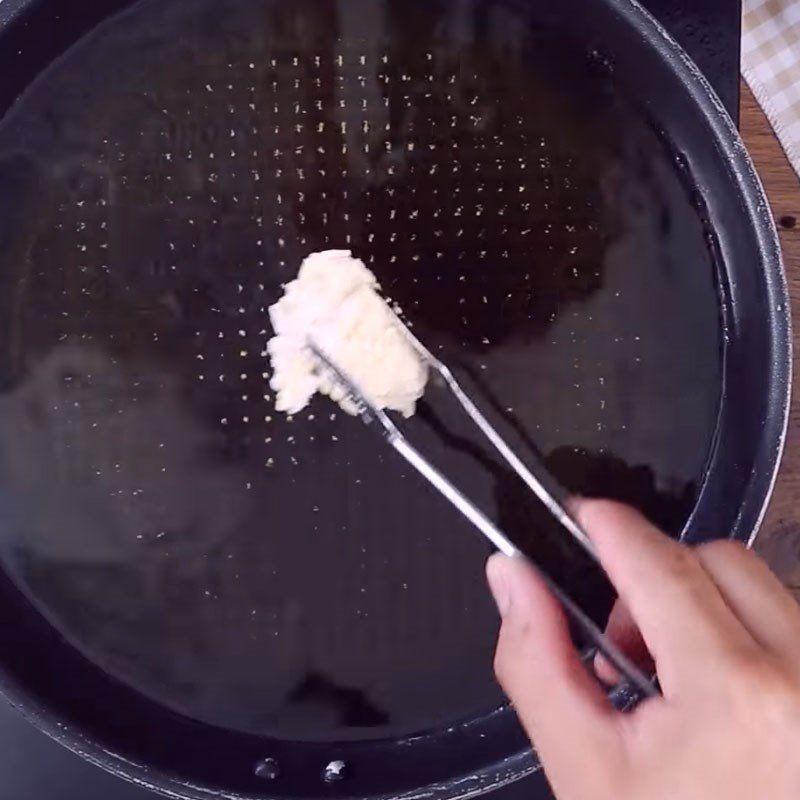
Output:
[267, 250, 428, 417]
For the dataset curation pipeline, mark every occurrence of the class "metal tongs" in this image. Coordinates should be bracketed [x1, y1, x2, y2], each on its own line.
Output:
[308, 335, 657, 700]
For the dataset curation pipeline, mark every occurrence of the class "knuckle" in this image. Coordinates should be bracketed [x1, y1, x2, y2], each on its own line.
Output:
[699, 538, 752, 565]
[658, 543, 702, 582]
[492, 625, 533, 689]
[728, 650, 774, 686]
[728, 652, 800, 719]
[492, 639, 512, 686]
[492, 648, 504, 680]
[576, 498, 624, 529]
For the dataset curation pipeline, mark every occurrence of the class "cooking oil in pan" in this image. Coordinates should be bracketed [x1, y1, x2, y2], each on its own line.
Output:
[0, 0, 720, 740]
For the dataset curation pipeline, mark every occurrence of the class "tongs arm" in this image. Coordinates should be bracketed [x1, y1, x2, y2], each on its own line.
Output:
[307, 340, 657, 700]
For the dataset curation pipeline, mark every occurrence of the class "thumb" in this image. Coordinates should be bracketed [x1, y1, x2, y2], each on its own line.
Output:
[486, 553, 622, 790]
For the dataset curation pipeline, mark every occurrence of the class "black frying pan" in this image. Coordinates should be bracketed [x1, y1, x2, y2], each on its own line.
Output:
[0, 0, 790, 799]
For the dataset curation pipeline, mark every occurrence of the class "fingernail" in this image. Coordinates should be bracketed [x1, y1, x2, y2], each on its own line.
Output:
[486, 553, 512, 617]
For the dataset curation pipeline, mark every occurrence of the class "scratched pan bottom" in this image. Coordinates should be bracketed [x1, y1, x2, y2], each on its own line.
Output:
[0, 0, 721, 744]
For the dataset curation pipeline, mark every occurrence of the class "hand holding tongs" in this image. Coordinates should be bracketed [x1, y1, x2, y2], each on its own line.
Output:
[308, 336, 658, 701]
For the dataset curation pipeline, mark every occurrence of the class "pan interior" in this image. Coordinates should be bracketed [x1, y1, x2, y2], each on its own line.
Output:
[0, 0, 721, 742]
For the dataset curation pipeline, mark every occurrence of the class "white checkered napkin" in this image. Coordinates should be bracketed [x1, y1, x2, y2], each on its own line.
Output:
[743, 0, 800, 175]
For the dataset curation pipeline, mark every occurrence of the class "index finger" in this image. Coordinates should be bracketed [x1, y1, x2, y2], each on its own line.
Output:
[573, 499, 758, 693]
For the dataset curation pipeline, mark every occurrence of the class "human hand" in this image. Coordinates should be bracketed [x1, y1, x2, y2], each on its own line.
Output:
[486, 499, 800, 800]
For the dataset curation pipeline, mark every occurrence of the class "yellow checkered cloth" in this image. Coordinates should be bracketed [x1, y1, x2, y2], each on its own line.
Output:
[743, 0, 800, 172]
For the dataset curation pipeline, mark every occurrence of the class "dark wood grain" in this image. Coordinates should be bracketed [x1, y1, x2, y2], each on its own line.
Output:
[740, 84, 800, 590]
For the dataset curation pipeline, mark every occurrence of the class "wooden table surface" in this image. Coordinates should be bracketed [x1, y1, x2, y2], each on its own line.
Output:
[741, 85, 800, 592]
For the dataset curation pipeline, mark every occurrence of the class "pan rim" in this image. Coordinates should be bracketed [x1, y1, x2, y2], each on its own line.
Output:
[0, 0, 790, 798]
